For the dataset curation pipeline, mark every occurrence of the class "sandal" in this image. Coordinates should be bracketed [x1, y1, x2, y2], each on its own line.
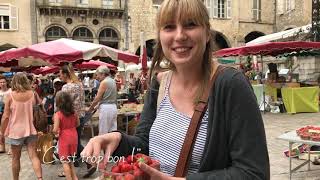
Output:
[58, 171, 65, 177]
[37, 177, 43, 180]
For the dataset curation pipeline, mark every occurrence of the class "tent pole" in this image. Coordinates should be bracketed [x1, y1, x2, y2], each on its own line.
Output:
[261, 54, 266, 114]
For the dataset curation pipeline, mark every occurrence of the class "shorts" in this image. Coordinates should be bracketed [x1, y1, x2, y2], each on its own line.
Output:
[6, 135, 38, 146]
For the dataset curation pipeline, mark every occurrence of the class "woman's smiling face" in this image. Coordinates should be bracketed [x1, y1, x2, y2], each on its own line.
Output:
[159, 15, 209, 68]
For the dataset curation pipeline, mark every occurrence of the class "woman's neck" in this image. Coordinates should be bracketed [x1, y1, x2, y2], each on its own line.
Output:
[172, 64, 203, 88]
[65, 78, 73, 83]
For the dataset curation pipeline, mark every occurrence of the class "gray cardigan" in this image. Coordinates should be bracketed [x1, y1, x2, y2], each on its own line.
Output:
[113, 68, 270, 180]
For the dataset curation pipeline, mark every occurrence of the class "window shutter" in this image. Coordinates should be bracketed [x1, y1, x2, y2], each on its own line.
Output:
[291, 0, 295, 10]
[205, 0, 212, 18]
[9, 5, 18, 30]
[213, 0, 218, 18]
[277, 0, 284, 14]
[227, 0, 231, 18]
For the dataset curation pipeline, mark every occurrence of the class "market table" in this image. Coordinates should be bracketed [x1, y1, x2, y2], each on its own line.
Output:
[278, 130, 320, 180]
[281, 87, 319, 114]
[117, 111, 141, 134]
[252, 84, 263, 106]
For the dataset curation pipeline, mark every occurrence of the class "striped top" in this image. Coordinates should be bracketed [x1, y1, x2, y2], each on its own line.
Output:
[149, 76, 209, 176]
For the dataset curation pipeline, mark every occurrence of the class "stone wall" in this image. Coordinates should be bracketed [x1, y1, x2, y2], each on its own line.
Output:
[276, 0, 311, 31]
[0, 0, 34, 48]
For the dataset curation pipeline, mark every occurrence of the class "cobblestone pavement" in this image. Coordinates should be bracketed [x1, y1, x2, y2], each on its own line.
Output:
[2, 112, 320, 179]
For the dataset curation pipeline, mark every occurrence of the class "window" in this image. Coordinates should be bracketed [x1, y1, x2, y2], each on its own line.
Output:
[99, 28, 119, 49]
[0, 4, 18, 30]
[45, 26, 67, 41]
[285, 0, 295, 12]
[49, 0, 62, 3]
[78, 0, 88, 5]
[207, 0, 231, 19]
[73, 27, 93, 42]
[152, 0, 162, 9]
[252, 0, 261, 21]
[102, 0, 113, 7]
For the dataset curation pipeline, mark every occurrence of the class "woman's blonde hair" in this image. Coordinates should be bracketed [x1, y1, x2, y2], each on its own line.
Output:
[11, 72, 32, 92]
[149, 0, 214, 104]
[61, 64, 80, 83]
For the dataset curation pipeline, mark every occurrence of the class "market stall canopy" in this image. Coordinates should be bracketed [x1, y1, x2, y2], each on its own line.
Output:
[246, 24, 311, 45]
[214, 41, 320, 57]
[0, 38, 140, 67]
[74, 60, 116, 70]
[32, 66, 59, 75]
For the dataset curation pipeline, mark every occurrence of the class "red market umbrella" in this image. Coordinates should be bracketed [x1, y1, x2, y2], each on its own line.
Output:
[32, 66, 59, 75]
[214, 41, 320, 57]
[0, 38, 140, 67]
[74, 60, 116, 70]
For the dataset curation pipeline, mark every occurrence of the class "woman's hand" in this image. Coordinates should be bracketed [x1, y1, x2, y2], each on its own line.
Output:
[81, 132, 122, 165]
[139, 163, 186, 180]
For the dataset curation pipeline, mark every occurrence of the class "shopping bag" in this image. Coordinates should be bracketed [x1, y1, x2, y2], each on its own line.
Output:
[36, 133, 54, 164]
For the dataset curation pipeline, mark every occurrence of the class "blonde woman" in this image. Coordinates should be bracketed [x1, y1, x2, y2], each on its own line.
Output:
[82, 0, 269, 179]
[0, 72, 43, 180]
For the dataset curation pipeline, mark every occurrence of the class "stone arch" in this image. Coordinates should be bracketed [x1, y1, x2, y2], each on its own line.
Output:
[244, 31, 265, 43]
[44, 25, 69, 41]
[71, 25, 95, 42]
[0, 43, 17, 51]
[135, 39, 156, 59]
[212, 31, 231, 50]
[98, 26, 120, 49]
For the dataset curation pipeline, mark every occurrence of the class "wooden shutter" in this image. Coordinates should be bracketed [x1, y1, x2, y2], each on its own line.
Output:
[213, 0, 218, 18]
[291, 0, 295, 10]
[9, 5, 18, 30]
[205, 0, 212, 18]
[226, 0, 231, 18]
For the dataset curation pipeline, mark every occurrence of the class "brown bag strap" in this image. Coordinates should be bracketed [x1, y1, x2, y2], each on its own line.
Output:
[174, 65, 227, 177]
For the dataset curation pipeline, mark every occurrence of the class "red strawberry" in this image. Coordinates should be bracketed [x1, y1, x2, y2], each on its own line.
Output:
[134, 153, 144, 160]
[124, 173, 135, 180]
[121, 164, 133, 173]
[111, 165, 121, 173]
[126, 155, 134, 164]
[137, 157, 150, 165]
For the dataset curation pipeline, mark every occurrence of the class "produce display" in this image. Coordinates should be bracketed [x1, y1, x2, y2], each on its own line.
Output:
[118, 103, 143, 113]
[100, 153, 160, 180]
[296, 126, 320, 141]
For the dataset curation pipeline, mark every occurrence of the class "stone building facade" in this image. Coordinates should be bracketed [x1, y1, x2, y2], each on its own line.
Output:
[0, 0, 36, 51]
[276, 0, 311, 32]
[36, 0, 125, 50]
[0, 0, 313, 57]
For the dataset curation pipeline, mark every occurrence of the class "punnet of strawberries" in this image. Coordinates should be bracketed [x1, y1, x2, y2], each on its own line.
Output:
[296, 126, 320, 141]
[100, 153, 160, 180]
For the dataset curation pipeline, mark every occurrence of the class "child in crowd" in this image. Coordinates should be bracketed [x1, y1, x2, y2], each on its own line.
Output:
[52, 91, 79, 180]
[43, 88, 55, 128]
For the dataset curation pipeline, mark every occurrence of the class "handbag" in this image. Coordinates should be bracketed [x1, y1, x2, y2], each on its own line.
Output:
[33, 92, 48, 132]
[174, 65, 227, 177]
[36, 133, 54, 164]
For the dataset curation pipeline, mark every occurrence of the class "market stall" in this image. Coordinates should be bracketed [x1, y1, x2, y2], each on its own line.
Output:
[281, 87, 319, 113]
[214, 41, 320, 113]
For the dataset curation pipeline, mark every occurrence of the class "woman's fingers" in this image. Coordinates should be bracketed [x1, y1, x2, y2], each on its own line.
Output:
[80, 138, 94, 158]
